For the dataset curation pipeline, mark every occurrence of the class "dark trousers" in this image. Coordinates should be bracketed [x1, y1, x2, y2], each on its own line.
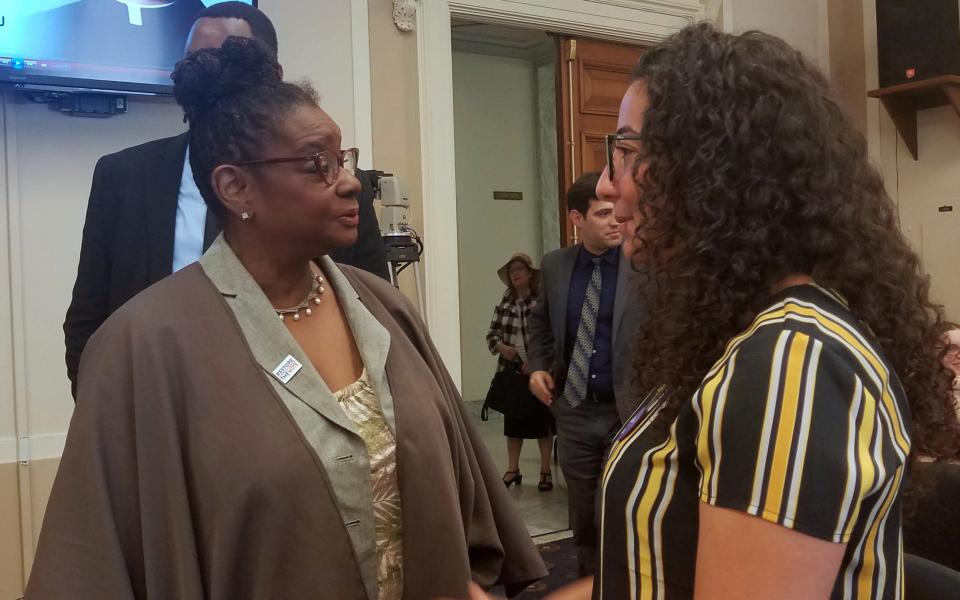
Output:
[553, 395, 621, 577]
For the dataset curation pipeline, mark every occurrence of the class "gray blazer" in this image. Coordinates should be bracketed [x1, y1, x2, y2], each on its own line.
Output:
[527, 244, 644, 420]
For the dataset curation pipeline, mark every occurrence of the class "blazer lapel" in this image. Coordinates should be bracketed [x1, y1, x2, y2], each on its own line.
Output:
[146, 132, 190, 284]
[552, 245, 579, 353]
[199, 238, 358, 435]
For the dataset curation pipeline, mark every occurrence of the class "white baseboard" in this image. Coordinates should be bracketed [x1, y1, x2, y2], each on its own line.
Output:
[0, 433, 67, 464]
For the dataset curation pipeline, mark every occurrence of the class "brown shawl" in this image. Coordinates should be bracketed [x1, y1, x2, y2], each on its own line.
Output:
[26, 263, 545, 599]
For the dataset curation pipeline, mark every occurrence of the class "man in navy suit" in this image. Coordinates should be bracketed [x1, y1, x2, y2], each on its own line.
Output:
[527, 172, 644, 576]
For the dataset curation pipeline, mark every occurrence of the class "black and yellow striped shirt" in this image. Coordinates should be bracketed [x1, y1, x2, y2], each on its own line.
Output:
[598, 285, 911, 599]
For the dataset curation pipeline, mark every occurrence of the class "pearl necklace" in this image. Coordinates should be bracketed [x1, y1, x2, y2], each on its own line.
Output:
[276, 273, 325, 321]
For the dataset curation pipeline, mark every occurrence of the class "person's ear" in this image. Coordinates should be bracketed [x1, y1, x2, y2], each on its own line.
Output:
[569, 209, 585, 229]
[212, 164, 256, 222]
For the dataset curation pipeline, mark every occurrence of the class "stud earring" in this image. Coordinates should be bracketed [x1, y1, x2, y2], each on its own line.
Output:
[241, 212, 252, 221]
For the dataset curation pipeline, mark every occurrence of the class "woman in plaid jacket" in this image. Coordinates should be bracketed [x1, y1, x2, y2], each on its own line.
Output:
[486, 253, 556, 492]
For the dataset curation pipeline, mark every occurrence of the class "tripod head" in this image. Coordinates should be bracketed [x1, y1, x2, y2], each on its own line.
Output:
[369, 170, 411, 239]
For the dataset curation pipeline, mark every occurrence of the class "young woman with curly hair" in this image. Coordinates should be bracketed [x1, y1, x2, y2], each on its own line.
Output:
[593, 22, 960, 600]
[461, 21, 960, 600]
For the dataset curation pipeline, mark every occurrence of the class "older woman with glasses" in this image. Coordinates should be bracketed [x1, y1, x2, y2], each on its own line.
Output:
[26, 38, 545, 600]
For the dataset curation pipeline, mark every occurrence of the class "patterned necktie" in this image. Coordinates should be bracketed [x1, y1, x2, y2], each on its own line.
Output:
[562, 257, 603, 408]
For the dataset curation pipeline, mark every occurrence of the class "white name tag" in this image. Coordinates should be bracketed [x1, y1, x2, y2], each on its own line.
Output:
[272, 355, 302, 385]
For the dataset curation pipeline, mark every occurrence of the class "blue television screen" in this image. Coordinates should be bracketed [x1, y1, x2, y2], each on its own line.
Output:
[0, 0, 257, 95]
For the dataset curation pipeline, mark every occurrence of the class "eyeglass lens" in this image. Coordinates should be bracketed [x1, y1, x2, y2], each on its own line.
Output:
[315, 148, 359, 185]
[605, 135, 617, 179]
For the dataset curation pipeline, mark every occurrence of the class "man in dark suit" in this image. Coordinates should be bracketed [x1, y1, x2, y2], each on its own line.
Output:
[527, 172, 643, 577]
[64, 2, 389, 397]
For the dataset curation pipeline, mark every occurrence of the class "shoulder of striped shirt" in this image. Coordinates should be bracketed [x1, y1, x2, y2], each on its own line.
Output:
[696, 295, 913, 458]
[693, 297, 911, 472]
[714, 295, 897, 399]
[771, 295, 887, 372]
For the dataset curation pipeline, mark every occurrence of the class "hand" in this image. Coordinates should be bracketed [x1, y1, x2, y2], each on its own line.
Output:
[529, 371, 555, 406]
[543, 577, 594, 600]
[436, 581, 501, 600]
[497, 344, 519, 362]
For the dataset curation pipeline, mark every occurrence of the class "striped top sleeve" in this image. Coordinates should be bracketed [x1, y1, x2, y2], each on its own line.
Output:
[692, 324, 904, 543]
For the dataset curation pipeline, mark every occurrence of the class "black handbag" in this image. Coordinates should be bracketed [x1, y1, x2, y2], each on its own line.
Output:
[481, 364, 523, 421]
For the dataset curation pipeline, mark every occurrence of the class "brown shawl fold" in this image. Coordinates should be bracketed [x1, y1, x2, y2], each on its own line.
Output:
[26, 263, 545, 599]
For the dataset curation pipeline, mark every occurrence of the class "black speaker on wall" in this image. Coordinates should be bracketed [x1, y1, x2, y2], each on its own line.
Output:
[876, 0, 960, 87]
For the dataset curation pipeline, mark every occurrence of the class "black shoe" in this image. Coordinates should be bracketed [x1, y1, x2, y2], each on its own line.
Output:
[538, 471, 553, 492]
[503, 470, 522, 488]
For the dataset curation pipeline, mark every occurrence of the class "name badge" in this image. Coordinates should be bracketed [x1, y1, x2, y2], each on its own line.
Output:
[272, 355, 302, 384]
[615, 384, 669, 442]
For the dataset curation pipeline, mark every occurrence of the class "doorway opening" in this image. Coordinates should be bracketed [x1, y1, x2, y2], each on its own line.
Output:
[450, 20, 568, 538]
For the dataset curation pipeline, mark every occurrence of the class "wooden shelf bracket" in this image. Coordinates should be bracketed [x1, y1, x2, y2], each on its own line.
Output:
[868, 75, 960, 160]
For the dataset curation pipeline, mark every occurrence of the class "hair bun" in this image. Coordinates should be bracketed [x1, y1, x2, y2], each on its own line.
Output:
[172, 36, 281, 121]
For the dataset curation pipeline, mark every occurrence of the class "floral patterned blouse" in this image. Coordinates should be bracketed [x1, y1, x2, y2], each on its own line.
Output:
[334, 370, 404, 600]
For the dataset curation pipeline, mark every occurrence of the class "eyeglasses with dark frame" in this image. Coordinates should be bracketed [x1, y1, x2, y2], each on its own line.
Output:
[604, 133, 644, 180]
[235, 147, 359, 186]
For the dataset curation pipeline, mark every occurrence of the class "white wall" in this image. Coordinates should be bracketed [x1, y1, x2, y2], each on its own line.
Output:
[726, 0, 830, 72]
[262, 0, 357, 148]
[453, 51, 543, 402]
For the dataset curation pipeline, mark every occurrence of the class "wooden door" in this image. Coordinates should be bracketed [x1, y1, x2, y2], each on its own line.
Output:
[557, 36, 645, 245]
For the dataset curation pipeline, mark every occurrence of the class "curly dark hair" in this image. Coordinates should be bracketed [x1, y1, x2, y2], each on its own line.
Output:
[627, 23, 960, 461]
[172, 36, 318, 216]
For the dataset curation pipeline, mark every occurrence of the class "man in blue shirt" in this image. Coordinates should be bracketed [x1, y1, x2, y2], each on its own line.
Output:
[528, 172, 644, 577]
[64, 3, 388, 398]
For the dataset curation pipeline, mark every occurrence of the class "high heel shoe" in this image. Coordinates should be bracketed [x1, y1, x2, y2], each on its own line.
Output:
[503, 470, 522, 488]
[538, 471, 553, 492]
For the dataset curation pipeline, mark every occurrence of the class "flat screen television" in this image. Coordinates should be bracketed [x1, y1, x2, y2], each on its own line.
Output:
[0, 0, 257, 95]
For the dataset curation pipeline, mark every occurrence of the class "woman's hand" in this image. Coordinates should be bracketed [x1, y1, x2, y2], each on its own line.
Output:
[436, 578, 593, 600]
[544, 577, 594, 600]
[436, 581, 500, 600]
[496, 343, 519, 362]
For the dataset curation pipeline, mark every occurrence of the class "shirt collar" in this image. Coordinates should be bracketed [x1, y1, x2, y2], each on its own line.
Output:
[576, 244, 620, 268]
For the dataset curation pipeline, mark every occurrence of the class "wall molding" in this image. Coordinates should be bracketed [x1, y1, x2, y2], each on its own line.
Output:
[2, 91, 37, 581]
[451, 39, 529, 59]
[452, 23, 552, 61]
[351, 0, 374, 169]
[449, 0, 703, 44]
[0, 434, 67, 465]
[416, 2, 462, 388]
[417, 0, 704, 388]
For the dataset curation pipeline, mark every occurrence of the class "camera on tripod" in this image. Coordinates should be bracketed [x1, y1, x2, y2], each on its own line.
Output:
[371, 172, 421, 263]
[369, 171, 426, 320]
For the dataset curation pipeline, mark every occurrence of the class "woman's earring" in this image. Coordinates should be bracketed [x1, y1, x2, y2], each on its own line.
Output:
[241, 212, 252, 221]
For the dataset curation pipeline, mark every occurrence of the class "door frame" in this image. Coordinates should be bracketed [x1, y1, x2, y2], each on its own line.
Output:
[416, 0, 705, 389]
